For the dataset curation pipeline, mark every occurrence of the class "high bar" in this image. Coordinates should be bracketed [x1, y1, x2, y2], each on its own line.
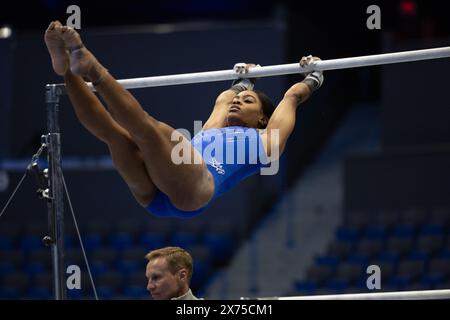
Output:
[66, 46, 450, 91]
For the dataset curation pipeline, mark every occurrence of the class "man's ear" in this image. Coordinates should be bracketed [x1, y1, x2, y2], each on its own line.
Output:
[178, 268, 188, 281]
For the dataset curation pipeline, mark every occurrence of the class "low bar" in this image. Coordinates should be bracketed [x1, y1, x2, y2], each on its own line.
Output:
[271, 289, 450, 300]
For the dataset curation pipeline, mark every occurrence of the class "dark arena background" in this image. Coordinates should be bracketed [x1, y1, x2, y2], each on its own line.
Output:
[0, 0, 450, 302]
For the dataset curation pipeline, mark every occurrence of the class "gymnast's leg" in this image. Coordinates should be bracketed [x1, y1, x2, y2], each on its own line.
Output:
[45, 21, 156, 207]
[50, 22, 214, 211]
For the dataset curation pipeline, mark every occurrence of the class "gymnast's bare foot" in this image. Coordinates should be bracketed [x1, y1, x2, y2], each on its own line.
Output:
[44, 21, 69, 76]
[59, 25, 107, 85]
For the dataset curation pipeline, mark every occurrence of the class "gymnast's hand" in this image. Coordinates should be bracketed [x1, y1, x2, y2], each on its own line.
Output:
[299, 55, 321, 69]
[231, 63, 261, 92]
[233, 63, 261, 75]
[299, 55, 324, 91]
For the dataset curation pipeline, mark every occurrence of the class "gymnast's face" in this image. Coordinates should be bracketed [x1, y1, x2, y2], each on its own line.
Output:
[227, 90, 267, 129]
[146, 257, 186, 300]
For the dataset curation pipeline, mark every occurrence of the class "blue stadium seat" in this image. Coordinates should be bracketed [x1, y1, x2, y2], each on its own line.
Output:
[124, 285, 148, 299]
[67, 289, 83, 300]
[90, 260, 108, 276]
[191, 260, 212, 289]
[0, 237, 12, 250]
[346, 254, 369, 265]
[335, 226, 359, 242]
[169, 232, 198, 250]
[139, 233, 166, 250]
[0, 288, 19, 299]
[24, 262, 47, 276]
[27, 286, 52, 299]
[315, 256, 340, 268]
[116, 260, 140, 275]
[81, 234, 103, 251]
[20, 236, 42, 251]
[419, 223, 444, 236]
[294, 280, 318, 295]
[0, 262, 15, 276]
[109, 233, 134, 250]
[97, 286, 114, 300]
[63, 236, 76, 249]
[324, 278, 349, 293]
[0, 225, 21, 246]
[391, 224, 416, 238]
[387, 275, 411, 289]
[0, 251, 24, 269]
[376, 251, 400, 264]
[407, 250, 429, 261]
[203, 233, 233, 265]
[421, 273, 443, 288]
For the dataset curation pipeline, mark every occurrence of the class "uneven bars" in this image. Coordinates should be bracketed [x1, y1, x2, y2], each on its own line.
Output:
[81, 46, 450, 90]
[263, 289, 450, 300]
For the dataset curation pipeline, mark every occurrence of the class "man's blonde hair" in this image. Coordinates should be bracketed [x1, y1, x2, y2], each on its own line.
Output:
[145, 246, 193, 282]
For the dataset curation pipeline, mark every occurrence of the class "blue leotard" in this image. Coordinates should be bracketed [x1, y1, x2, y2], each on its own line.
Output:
[146, 126, 269, 218]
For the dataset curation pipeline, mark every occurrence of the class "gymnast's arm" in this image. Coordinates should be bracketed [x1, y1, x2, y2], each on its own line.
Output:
[203, 63, 257, 130]
[262, 82, 312, 158]
[202, 89, 236, 129]
[262, 56, 323, 158]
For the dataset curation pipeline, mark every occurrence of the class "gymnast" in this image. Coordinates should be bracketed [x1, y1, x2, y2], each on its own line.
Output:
[44, 21, 324, 218]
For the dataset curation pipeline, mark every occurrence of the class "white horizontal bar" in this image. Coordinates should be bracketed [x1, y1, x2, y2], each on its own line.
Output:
[271, 289, 450, 300]
[51, 46, 450, 91]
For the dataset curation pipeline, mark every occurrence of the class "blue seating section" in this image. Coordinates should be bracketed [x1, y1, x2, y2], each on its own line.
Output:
[293, 208, 450, 295]
[0, 218, 237, 299]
